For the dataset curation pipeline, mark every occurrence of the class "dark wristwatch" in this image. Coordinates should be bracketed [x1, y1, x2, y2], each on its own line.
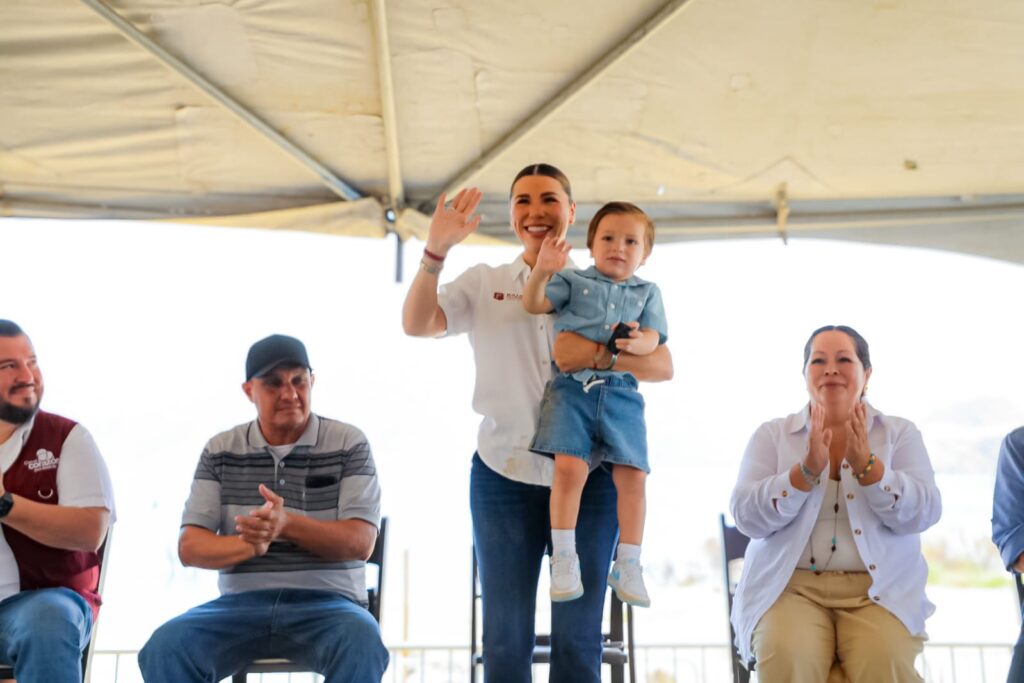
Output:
[0, 492, 14, 519]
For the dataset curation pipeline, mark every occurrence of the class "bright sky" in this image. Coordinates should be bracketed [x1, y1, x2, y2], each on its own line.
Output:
[1, 217, 1021, 652]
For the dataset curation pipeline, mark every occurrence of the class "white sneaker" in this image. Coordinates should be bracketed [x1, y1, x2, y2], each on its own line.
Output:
[550, 552, 584, 602]
[608, 559, 650, 608]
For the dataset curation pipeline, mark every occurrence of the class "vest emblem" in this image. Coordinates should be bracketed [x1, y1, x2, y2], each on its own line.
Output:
[25, 448, 59, 472]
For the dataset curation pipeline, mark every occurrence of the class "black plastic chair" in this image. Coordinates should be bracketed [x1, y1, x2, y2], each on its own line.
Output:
[719, 513, 752, 683]
[230, 517, 388, 683]
[721, 514, 850, 683]
[0, 530, 111, 681]
[469, 543, 635, 683]
[1016, 572, 1024, 616]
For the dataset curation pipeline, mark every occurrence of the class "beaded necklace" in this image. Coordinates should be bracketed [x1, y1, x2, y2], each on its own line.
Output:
[809, 480, 841, 574]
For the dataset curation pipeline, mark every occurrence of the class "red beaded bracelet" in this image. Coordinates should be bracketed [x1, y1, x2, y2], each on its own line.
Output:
[423, 248, 446, 263]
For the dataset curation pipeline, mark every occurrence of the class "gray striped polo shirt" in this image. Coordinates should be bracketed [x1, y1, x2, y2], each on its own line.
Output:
[181, 414, 381, 605]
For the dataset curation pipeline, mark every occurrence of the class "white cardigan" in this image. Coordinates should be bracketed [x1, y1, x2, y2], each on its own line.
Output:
[729, 403, 942, 664]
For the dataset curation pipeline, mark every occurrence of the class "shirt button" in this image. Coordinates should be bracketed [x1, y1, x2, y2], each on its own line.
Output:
[610, 303, 616, 309]
[842, 463, 850, 469]
[854, 528, 862, 535]
[583, 288, 589, 295]
[604, 324, 610, 330]
[781, 490, 788, 497]
[846, 493, 854, 500]
[872, 595, 881, 602]
[884, 486, 892, 492]
[279, 479, 285, 485]
[869, 564, 877, 571]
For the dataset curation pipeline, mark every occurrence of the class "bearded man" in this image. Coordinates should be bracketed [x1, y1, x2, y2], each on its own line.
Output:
[0, 320, 115, 683]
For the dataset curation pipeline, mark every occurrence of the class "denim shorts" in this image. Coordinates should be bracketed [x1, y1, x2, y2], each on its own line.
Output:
[530, 372, 649, 472]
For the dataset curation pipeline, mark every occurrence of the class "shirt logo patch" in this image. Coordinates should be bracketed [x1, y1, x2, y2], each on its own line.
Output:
[25, 448, 59, 472]
[493, 291, 522, 301]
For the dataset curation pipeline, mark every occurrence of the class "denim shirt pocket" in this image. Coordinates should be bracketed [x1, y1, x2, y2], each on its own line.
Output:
[570, 280, 606, 322]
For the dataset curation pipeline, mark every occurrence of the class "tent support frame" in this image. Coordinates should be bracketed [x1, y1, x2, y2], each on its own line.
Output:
[78, 0, 365, 203]
[430, 0, 696, 208]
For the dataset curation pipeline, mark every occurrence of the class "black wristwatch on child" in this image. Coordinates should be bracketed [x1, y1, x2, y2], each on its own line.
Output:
[603, 323, 632, 371]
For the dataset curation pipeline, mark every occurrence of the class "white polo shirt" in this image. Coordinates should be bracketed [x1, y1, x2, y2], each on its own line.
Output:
[439, 254, 562, 486]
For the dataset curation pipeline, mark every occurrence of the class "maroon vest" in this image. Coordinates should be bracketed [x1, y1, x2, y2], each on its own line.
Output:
[2, 411, 102, 619]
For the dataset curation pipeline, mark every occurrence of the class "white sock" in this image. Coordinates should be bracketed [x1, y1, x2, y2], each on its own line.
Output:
[617, 543, 641, 563]
[552, 529, 576, 556]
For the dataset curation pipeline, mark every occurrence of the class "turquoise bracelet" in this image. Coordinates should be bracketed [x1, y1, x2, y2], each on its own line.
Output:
[854, 452, 876, 480]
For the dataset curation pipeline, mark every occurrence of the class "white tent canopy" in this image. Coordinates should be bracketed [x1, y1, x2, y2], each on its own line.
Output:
[3, 0, 1023, 263]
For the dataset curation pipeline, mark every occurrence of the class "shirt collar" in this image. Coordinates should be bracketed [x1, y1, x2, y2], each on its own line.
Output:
[579, 265, 647, 286]
[249, 413, 320, 450]
[511, 254, 531, 284]
[786, 401, 881, 434]
[0, 415, 36, 449]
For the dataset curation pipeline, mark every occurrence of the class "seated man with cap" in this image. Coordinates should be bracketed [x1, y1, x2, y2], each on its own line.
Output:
[139, 334, 388, 683]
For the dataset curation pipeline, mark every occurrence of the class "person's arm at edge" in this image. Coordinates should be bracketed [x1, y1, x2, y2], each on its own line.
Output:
[993, 428, 1024, 572]
[1, 501, 108, 552]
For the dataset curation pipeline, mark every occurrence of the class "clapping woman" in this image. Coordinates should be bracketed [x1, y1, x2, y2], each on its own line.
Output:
[730, 325, 941, 682]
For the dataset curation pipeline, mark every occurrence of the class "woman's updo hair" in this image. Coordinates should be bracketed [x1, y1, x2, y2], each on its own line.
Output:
[802, 325, 872, 371]
[509, 163, 573, 201]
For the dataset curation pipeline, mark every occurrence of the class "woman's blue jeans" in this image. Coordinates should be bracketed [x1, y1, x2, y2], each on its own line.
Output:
[138, 588, 388, 683]
[0, 587, 92, 683]
[471, 453, 618, 683]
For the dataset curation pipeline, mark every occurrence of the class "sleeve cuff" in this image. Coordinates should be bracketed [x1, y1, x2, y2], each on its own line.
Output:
[180, 514, 219, 532]
[773, 472, 812, 516]
[1000, 528, 1024, 571]
[861, 468, 901, 510]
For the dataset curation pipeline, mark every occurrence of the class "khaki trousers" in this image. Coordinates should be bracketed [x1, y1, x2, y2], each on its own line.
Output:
[752, 570, 924, 683]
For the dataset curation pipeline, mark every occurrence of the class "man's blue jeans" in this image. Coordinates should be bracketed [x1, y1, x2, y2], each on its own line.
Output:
[138, 588, 388, 683]
[471, 453, 618, 683]
[0, 587, 92, 683]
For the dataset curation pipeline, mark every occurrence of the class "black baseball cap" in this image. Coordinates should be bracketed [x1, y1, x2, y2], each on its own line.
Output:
[245, 334, 311, 382]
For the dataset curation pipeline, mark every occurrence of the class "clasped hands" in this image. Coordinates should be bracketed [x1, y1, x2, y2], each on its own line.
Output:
[803, 402, 873, 478]
[234, 483, 287, 558]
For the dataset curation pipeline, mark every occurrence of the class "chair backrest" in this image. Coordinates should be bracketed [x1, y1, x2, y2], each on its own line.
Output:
[82, 529, 112, 681]
[0, 527, 111, 681]
[367, 517, 387, 624]
[470, 543, 634, 683]
[719, 513, 751, 683]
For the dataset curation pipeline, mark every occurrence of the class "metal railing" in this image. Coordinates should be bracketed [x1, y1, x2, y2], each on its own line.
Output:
[86, 642, 1013, 683]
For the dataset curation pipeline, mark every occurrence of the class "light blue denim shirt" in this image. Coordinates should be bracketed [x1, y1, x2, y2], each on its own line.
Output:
[993, 427, 1024, 570]
[545, 265, 668, 383]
